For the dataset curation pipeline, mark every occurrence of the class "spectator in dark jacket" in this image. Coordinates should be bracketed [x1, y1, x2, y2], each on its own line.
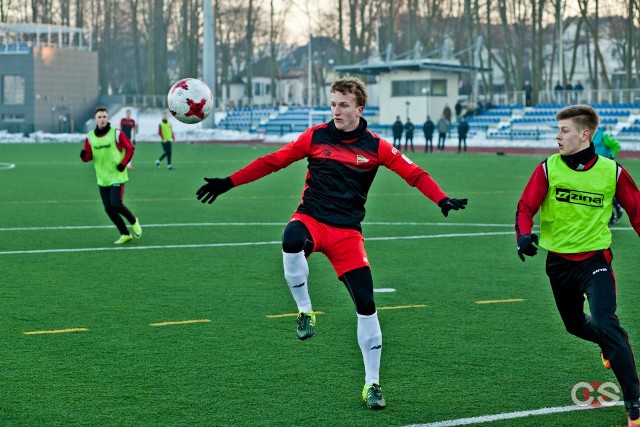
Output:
[457, 117, 470, 153]
[392, 116, 403, 149]
[423, 116, 435, 153]
[404, 118, 415, 152]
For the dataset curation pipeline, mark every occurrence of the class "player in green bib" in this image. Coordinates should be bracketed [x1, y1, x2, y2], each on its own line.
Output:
[156, 112, 175, 170]
[515, 105, 640, 425]
[81, 107, 142, 244]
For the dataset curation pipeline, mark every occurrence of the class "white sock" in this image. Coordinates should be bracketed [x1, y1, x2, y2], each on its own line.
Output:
[357, 311, 382, 385]
[282, 250, 312, 313]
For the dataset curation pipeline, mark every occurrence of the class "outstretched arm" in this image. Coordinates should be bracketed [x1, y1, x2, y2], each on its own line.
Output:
[378, 138, 467, 216]
[196, 129, 313, 204]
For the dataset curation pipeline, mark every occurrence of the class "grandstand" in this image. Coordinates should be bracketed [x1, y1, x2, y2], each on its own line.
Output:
[477, 102, 640, 141]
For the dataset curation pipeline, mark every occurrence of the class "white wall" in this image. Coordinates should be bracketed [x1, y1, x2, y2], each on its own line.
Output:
[378, 69, 459, 125]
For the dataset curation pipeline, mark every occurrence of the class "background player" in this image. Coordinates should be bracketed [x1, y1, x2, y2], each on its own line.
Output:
[515, 104, 640, 424]
[81, 106, 142, 244]
[196, 76, 467, 410]
[156, 111, 175, 170]
[120, 109, 137, 170]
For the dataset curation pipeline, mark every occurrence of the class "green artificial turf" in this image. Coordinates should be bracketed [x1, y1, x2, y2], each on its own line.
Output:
[1, 142, 638, 426]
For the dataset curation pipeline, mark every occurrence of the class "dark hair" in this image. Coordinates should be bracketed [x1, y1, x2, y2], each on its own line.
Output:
[95, 106, 108, 115]
[331, 75, 367, 107]
[556, 105, 599, 137]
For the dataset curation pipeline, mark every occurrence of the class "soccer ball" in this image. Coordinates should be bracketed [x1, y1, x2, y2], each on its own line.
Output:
[167, 78, 213, 124]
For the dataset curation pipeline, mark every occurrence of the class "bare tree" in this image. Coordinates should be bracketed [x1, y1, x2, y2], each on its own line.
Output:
[577, 0, 611, 89]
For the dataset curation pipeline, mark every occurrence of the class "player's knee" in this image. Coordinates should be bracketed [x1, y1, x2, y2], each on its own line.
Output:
[282, 221, 311, 254]
[590, 311, 617, 334]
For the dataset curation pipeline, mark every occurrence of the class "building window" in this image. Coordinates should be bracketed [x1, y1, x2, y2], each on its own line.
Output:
[3, 75, 25, 105]
[391, 79, 447, 97]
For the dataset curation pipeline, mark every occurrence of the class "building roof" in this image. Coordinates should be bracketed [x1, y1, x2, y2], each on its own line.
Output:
[334, 58, 491, 75]
[0, 23, 90, 35]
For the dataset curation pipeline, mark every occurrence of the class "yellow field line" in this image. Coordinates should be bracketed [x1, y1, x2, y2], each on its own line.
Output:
[150, 319, 211, 327]
[475, 298, 525, 305]
[24, 328, 88, 335]
[378, 304, 427, 310]
[266, 311, 325, 318]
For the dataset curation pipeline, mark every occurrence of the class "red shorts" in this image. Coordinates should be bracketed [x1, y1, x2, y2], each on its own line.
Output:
[290, 213, 370, 277]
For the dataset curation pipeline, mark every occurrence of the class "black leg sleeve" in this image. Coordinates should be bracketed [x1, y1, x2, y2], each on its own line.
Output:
[340, 266, 376, 316]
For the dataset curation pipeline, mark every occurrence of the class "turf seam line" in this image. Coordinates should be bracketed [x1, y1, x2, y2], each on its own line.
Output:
[0, 222, 541, 231]
[266, 311, 325, 318]
[475, 298, 525, 304]
[149, 319, 211, 326]
[378, 304, 427, 310]
[0, 231, 514, 255]
[24, 328, 88, 335]
[403, 401, 624, 427]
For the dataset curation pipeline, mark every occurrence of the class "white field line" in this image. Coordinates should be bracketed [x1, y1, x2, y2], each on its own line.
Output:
[403, 401, 624, 427]
[0, 231, 515, 256]
[0, 221, 525, 232]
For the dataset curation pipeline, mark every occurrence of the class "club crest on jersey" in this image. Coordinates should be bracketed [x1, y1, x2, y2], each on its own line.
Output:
[356, 155, 370, 164]
[555, 188, 604, 207]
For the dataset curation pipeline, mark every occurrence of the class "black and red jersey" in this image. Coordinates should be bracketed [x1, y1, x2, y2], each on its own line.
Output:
[120, 118, 136, 140]
[229, 119, 448, 229]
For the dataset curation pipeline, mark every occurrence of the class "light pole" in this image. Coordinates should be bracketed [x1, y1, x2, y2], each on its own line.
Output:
[405, 101, 410, 120]
[422, 86, 431, 119]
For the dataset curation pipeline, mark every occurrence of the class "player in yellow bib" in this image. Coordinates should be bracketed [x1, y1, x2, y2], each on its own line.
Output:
[81, 107, 142, 244]
[156, 111, 175, 170]
[515, 105, 640, 424]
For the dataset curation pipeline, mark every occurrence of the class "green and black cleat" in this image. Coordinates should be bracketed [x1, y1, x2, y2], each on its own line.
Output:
[296, 312, 316, 340]
[362, 383, 386, 410]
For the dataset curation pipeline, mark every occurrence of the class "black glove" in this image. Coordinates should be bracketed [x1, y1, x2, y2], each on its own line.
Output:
[196, 177, 234, 204]
[116, 163, 126, 172]
[438, 198, 468, 217]
[517, 233, 539, 262]
[80, 149, 88, 160]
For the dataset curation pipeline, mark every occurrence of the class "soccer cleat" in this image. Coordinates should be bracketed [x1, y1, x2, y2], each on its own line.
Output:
[362, 383, 386, 410]
[155, 159, 161, 167]
[131, 219, 142, 238]
[167, 164, 173, 170]
[626, 399, 640, 425]
[114, 234, 132, 245]
[601, 353, 611, 370]
[296, 312, 316, 340]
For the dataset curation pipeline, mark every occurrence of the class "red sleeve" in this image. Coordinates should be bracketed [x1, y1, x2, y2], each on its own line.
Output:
[82, 137, 93, 162]
[615, 165, 640, 236]
[228, 128, 312, 186]
[515, 162, 548, 239]
[116, 130, 134, 165]
[378, 137, 448, 204]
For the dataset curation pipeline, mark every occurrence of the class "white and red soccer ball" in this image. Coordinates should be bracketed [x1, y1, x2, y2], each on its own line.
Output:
[167, 78, 213, 124]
